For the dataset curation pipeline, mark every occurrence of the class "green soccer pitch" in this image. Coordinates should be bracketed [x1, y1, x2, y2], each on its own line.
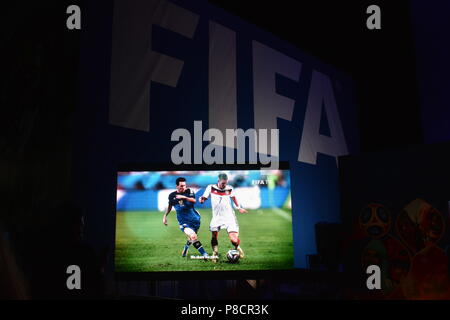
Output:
[115, 208, 294, 272]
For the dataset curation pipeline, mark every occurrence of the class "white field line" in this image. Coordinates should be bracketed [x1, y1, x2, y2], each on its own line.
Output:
[271, 207, 292, 222]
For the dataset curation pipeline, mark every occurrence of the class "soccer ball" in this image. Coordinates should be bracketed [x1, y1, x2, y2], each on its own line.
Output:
[226, 249, 240, 263]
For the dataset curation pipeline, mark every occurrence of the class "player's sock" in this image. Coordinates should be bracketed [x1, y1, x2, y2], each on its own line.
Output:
[211, 238, 219, 255]
[231, 238, 240, 249]
[232, 239, 245, 258]
[192, 240, 207, 256]
[182, 240, 191, 257]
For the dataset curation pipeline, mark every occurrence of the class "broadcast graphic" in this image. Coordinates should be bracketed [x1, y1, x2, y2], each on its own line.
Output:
[115, 169, 293, 273]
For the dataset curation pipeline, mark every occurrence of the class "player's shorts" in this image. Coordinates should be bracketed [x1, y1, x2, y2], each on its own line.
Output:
[179, 223, 200, 234]
[209, 215, 239, 233]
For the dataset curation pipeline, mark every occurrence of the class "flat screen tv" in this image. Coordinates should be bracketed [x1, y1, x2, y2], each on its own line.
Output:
[114, 163, 294, 279]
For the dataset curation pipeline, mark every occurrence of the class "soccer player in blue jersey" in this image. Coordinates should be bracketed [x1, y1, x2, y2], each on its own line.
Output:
[162, 177, 208, 259]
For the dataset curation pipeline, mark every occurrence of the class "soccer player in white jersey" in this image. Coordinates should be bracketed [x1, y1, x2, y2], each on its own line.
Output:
[199, 173, 247, 260]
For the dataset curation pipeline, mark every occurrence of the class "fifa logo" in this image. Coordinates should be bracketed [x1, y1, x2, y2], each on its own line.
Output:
[252, 180, 268, 185]
[109, 0, 350, 168]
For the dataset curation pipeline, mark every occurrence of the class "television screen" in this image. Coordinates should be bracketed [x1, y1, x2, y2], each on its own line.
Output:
[114, 165, 294, 277]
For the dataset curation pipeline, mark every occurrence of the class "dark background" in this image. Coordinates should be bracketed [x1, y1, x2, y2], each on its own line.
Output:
[1, 0, 439, 299]
[208, 0, 423, 152]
